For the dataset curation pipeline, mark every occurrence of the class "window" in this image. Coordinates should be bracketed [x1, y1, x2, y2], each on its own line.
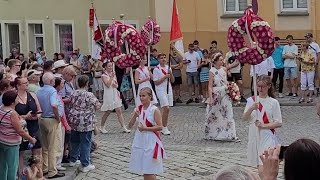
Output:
[6, 24, 20, 52]
[224, 0, 248, 13]
[281, 0, 308, 11]
[28, 24, 44, 51]
[55, 24, 73, 58]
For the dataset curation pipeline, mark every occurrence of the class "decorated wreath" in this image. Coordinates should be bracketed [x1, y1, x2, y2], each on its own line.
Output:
[105, 21, 146, 69]
[141, 19, 161, 46]
[227, 8, 274, 65]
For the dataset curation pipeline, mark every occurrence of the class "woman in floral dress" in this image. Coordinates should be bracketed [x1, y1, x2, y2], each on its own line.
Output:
[205, 53, 239, 142]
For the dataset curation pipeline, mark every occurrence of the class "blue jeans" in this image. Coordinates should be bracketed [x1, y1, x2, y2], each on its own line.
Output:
[69, 131, 92, 167]
[0, 143, 19, 180]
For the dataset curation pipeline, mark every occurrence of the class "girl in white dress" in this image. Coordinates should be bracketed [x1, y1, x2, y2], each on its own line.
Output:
[153, 54, 174, 135]
[134, 59, 158, 106]
[100, 61, 131, 133]
[243, 75, 282, 176]
[128, 87, 165, 180]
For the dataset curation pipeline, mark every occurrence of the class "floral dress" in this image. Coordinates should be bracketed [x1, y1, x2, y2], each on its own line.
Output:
[205, 67, 237, 141]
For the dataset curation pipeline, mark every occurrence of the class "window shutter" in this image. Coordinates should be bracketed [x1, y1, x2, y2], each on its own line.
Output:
[283, 0, 294, 8]
[297, 0, 307, 8]
[226, 0, 236, 11]
[239, 0, 248, 11]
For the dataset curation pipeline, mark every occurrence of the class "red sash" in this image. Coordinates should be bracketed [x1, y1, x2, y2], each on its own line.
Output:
[157, 65, 167, 75]
[251, 96, 275, 134]
[138, 105, 165, 160]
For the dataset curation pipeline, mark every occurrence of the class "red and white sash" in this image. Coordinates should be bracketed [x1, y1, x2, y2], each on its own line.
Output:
[138, 105, 166, 160]
[251, 96, 275, 134]
[156, 65, 167, 76]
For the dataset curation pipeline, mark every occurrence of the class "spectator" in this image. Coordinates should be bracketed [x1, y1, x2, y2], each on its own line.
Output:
[31, 63, 43, 72]
[53, 53, 59, 62]
[68, 75, 101, 172]
[272, 37, 285, 98]
[199, 49, 210, 103]
[27, 70, 42, 93]
[40, 51, 47, 63]
[28, 51, 36, 65]
[261, 139, 320, 180]
[91, 59, 104, 100]
[81, 55, 92, 90]
[150, 48, 159, 69]
[170, 47, 183, 104]
[39, 61, 54, 87]
[298, 42, 315, 103]
[53, 77, 71, 171]
[183, 44, 201, 104]
[17, 60, 28, 77]
[10, 47, 19, 59]
[0, 90, 36, 180]
[52, 60, 69, 78]
[210, 40, 222, 55]
[70, 52, 82, 75]
[214, 166, 260, 180]
[18, 53, 25, 62]
[73, 48, 84, 64]
[58, 53, 65, 61]
[13, 77, 43, 178]
[193, 40, 204, 57]
[37, 72, 65, 179]
[0, 79, 14, 106]
[36, 47, 43, 65]
[283, 35, 298, 97]
[225, 51, 246, 102]
[6, 59, 21, 81]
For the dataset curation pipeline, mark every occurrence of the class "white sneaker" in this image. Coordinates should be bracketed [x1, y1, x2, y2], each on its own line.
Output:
[57, 166, 66, 171]
[161, 127, 171, 135]
[76, 160, 81, 164]
[123, 126, 131, 133]
[69, 162, 76, 167]
[80, 164, 95, 173]
[278, 93, 284, 98]
[99, 127, 108, 134]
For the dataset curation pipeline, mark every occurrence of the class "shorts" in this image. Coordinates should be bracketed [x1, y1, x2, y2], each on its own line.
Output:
[186, 72, 199, 85]
[284, 67, 298, 79]
[20, 121, 41, 151]
[172, 76, 182, 86]
[200, 69, 209, 83]
[156, 91, 173, 107]
[227, 73, 242, 82]
[93, 77, 103, 91]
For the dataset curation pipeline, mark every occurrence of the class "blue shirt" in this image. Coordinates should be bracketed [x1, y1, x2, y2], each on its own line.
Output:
[272, 45, 284, 69]
[37, 85, 61, 118]
[196, 50, 203, 58]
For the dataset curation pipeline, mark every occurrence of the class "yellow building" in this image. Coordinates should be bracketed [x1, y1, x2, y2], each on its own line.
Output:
[0, 0, 319, 87]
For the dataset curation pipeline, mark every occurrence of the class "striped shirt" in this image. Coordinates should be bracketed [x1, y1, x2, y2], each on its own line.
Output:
[0, 110, 22, 146]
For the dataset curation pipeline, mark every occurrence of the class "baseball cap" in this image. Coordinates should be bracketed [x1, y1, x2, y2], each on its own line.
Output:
[305, 33, 313, 38]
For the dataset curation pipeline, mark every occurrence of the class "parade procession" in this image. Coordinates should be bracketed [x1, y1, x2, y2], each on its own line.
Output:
[0, 0, 320, 180]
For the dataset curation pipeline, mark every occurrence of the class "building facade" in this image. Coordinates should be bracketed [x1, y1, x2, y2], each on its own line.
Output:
[0, 0, 318, 87]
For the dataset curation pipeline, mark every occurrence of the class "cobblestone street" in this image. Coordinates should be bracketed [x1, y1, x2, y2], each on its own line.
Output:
[74, 106, 320, 180]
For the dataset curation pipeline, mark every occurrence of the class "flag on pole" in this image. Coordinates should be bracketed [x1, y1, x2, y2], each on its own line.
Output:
[91, 10, 104, 60]
[170, 0, 184, 57]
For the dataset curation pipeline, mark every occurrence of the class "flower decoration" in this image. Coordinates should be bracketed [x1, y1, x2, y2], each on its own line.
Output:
[105, 21, 146, 69]
[227, 82, 241, 104]
[141, 19, 161, 46]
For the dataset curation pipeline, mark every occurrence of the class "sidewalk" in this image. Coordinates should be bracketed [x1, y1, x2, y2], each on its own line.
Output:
[175, 89, 317, 107]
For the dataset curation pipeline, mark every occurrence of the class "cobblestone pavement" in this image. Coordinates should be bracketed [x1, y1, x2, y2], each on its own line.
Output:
[74, 106, 320, 180]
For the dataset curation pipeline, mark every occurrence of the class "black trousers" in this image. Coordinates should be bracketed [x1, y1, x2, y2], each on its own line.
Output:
[272, 68, 284, 93]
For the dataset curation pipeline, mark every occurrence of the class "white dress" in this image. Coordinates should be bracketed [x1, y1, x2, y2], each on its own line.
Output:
[129, 104, 165, 175]
[244, 96, 282, 167]
[100, 72, 122, 111]
[135, 66, 158, 106]
[205, 67, 237, 140]
[153, 65, 173, 108]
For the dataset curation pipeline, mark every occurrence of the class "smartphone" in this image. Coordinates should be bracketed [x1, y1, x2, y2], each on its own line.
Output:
[188, 60, 191, 63]
[279, 145, 288, 160]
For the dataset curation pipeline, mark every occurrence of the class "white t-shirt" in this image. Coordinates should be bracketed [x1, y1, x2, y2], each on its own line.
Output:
[153, 65, 173, 92]
[250, 56, 275, 76]
[308, 42, 320, 62]
[225, 51, 241, 73]
[184, 51, 201, 73]
[282, 44, 298, 68]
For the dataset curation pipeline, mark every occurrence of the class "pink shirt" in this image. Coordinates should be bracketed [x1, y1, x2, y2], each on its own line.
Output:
[0, 110, 22, 146]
